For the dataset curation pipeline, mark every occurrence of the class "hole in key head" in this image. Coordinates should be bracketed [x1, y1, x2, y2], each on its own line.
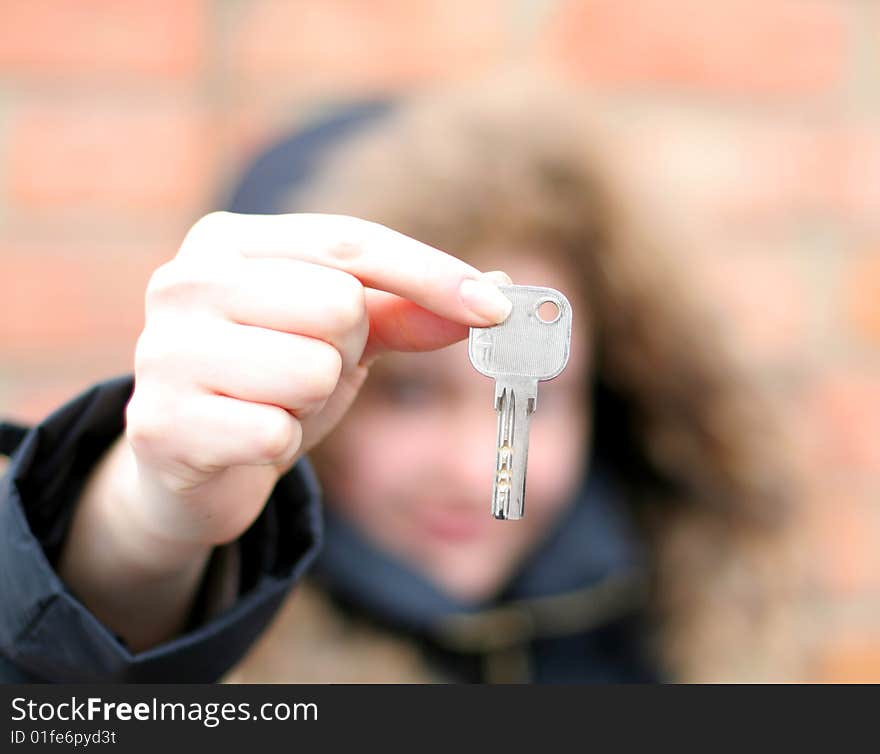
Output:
[536, 299, 561, 324]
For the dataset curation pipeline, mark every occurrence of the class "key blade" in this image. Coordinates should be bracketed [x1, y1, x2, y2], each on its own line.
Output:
[492, 377, 537, 520]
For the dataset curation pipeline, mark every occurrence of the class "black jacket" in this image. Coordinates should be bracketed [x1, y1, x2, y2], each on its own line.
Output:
[0, 375, 323, 682]
[0, 375, 657, 683]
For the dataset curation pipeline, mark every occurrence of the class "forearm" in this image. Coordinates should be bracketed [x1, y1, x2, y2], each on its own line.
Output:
[57, 433, 212, 652]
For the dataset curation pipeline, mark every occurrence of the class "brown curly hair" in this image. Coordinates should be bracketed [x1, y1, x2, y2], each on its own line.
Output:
[292, 74, 807, 680]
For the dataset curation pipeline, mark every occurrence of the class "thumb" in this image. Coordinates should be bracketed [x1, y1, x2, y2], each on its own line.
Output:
[360, 270, 513, 363]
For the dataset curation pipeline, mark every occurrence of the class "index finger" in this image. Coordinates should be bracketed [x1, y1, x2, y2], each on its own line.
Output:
[183, 212, 512, 326]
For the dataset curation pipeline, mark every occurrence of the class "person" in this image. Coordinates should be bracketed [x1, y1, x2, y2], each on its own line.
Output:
[0, 78, 799, 683]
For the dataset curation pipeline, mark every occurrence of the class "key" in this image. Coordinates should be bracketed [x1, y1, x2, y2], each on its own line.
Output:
[468, 285, 573, 520]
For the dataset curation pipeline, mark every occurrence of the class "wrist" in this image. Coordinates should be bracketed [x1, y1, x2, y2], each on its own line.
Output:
[68, 433, 211, 581]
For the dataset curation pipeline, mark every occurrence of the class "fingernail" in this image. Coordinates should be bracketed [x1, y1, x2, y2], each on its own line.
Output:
[482, 270, 513, 286]
[459, 277, 513, 324]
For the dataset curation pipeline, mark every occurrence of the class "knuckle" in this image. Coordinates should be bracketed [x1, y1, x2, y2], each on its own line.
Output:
[292, 342, 341, 408]
[145, 259, 227, 314]
[326, 274, 365, 332]
[133, 330, 160, 377]
[311, 343, 343, 397]
[253, 413, 295, 463]
[144, 261, 178, 306]
[328, 239, 362, 263]
[187, 210, 231, 242]
[133, 326, 181, 377]
[125, 394, 174, 456]
[327, 215, 370, 262]
[145, 262, 198, 311]
[178, 211, 239, 262]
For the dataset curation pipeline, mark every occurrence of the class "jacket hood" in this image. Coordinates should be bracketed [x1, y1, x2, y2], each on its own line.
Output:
[225, 102, 648, 649]
[311, 462, 647, 646]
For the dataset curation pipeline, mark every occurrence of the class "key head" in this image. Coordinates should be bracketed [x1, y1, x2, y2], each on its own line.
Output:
[468, 285, 572, 381]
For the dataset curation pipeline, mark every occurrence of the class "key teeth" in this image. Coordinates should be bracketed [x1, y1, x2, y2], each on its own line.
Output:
[497, 511, 523, 521]
[493, 382, 506, 411]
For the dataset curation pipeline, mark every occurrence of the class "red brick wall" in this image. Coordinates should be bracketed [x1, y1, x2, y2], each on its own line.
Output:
[1, 0, 878, 681]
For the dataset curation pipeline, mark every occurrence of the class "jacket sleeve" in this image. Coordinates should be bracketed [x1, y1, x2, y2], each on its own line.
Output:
[0, 375, 323, 683]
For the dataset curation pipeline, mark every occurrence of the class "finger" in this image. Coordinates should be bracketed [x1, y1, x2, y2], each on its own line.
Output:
[183, 212, 512, 327]
[140, 320, 344, 416]
[218, 261, 512, 361]
[216, 257, 369, 373]
[360, 269, 514, 360]
[361, 289, 468, 362]
[137, 390, 304, 473]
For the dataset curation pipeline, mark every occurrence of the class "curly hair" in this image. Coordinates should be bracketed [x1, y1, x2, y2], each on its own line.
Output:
[292, 74, 807, 680]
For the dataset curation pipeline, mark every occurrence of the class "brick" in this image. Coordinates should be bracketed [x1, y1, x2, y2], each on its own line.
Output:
[827, 125, 880, 230]
[540, 0, 848, 97]
[801, 371, 880, 477]
[228, 0, 506, 93]
[0, 241, 171, 360]
[815, 634, 880, 683]
[687, 243, 813, 365]
[845, 249, 880, 347]
[6, 100, 217, 212]
[605, 111, 827, 232]
[611, 114, 880, 232]
[800, 489, 880, 595]
[0, 0, 206, 79]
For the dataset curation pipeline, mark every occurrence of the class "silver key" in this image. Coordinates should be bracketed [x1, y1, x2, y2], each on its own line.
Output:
[468, 285, 572, 520]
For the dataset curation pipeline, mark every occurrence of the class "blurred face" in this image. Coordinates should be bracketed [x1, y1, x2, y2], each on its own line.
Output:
[317, 253, 591, 603]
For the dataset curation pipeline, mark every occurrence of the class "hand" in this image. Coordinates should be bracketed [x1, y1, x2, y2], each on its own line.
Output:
[118, 212, 512, 563]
